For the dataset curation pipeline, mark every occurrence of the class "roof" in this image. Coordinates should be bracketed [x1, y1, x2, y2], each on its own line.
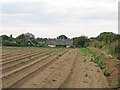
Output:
[28, 40, 34, 46]
[46, 39, 73, 46]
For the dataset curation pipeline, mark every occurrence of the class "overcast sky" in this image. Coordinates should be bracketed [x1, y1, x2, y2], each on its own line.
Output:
[0, 0, 119, 38]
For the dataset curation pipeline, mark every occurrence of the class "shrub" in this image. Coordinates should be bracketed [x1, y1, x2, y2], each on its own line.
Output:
[56, 44, 66, 47]
[103, 70, 110, 76]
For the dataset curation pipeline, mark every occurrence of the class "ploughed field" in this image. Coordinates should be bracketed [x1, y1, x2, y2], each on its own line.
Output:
[2, 47, 109, 88]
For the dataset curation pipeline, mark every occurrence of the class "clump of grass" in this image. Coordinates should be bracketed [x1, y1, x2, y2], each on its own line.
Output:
[91, 58, 93, 62]
[110, 83, 119, 88]
[82, 59, 86, 63]
[28, 56, 31, 59]
[43, 78, 49, 82]
[21, 61, 26, 64]
[97, 69, 100, 72]
[91, 69, 93, 71]
[49, 67, 55, 69]
[85, 74, 88, 77]
[46, 53, 50, 55]
[12, 74, 18, 78]
[85, 67, 88, 70]
[31, 82, 37, 85]
[39, 52, 42, 54]
[103, 70, 110, 76]
[56, 57, 59, 60]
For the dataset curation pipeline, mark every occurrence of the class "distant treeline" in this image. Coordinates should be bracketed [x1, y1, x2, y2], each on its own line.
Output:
[0, 32, 120, 56]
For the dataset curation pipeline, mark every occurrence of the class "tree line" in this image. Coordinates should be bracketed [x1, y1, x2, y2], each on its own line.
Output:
[1, 32, 120, 48]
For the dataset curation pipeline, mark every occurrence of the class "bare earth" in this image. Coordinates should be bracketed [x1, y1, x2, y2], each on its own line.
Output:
[2, 47, 110, 88]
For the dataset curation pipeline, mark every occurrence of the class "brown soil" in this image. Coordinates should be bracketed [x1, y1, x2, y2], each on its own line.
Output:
[61, 51, 109, 88]
[2, 47, 112, 88]
[2, 49, 69, 88]
[12, 49, 77, 88]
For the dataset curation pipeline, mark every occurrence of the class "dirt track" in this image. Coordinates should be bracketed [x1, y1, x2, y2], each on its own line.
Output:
[2, 47, 110, 88]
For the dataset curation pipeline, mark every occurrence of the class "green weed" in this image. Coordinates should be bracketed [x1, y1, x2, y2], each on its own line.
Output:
[85, 74, 88, 77]
[103, 70, 110, 76]
[72, 61, 76, 66]
[12, 74, 18, 78]
[21, 61, 26, 64]
[49, 67, 55, 69]
[31, 82, 37, 85]
[97, 69, 100, 72]
[82, 59, 86, 63]
[43, 78, 49, 82]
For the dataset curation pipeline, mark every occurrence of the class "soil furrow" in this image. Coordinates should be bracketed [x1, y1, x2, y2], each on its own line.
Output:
[2, 49, 69, 88]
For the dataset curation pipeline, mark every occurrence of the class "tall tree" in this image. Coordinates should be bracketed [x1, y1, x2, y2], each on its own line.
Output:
[57, 35, 68, 39]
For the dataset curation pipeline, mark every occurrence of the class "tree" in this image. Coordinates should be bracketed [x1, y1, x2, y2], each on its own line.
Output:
[1, 35, 9, 41]
[57, 35, 68, 39]
[73, 36, 90, 48]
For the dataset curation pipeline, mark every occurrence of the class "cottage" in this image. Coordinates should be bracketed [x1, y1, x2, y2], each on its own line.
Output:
[45, 39, 73, 47]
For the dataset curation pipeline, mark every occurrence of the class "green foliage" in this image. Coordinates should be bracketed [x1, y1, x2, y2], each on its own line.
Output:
[85, 74, 88, 77]
[89, 49, 105, 69]
[12, 74, 18, 78]
[82, 59, 86, 63]
[31, 82, 37, 85]
[73, 36, 90, 48]
[43, 78, 49, 82]
[57, 35, 68, 39]
[110, 83, 119, 88]
[103, 70, 110, 76]
[56, 44, 66, 47]
[21, 61, 26, 64]
[97, 69, 100, 72]
[49, 67, 55, 69]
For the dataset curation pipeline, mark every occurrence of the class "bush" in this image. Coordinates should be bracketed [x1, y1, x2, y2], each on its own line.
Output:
[56, 44, 66, 47]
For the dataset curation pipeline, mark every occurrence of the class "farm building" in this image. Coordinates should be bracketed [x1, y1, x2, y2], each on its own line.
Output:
[28, 40, 34, 46]
[45, 39, 73, 47]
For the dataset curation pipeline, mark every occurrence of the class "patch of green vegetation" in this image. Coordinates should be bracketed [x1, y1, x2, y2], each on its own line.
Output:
[49, 67, 55, 69]
[12, 74, 18, 78]
[91, 58, 93, 62]
[56, 57, 59, 60]
[103, 70, 110, 76]
[81, 48, 89, 56]
[31, 82, 37, 85]
[46, 53, 50, 55]
[72, 61, 76, 66]
[2, 85, 6, 88]
[19, 56, 21, 59]
[43, 78, 49, 83]
[97, 69, 100, 72]
[28, 56, 31, 59]
[85, 67, 88, 70]
[39, 52, 42, 54]
[55, 73, 57, 76]
[82, 59, 86, 63]
[110, 83, 119, 88]
[85, 74, 88, 77]
[21, 61, 26, 64]
[88, 49, 106, 69]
